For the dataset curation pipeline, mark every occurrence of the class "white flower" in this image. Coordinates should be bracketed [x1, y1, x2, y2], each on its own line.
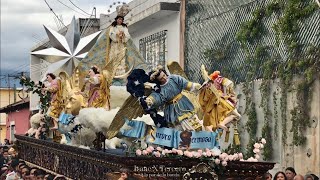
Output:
[221, 161, 228, 166]
[260, 143, 264, 149]
[215, 159, 220, 165]
[238, 153, 243, 159]
[177, 150, 183, 156]
[220, 153, 228, 160]
[227, 155, 234, 161]
[136, 149, 142, 156]
[233, 153, 239, 160]
[206, 151, 212, 157]
[211, 147, 221, 156]
[253, 148, 260, 154]
[254, 143, 261, 149]
[261, 138, 267, 144]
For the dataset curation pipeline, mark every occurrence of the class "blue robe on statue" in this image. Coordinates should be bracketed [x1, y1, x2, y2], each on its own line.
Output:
[148, 75, 195, 126]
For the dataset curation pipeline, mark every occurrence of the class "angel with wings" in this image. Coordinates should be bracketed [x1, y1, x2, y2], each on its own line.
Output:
[106, 61, 203, 139]
[199, 65, 241, 132]
[144, 65, 203, 131]
[42, 73, 64, 129]
[81, 66, 110, 109]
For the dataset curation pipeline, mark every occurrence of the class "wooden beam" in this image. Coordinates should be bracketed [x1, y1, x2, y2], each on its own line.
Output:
[179, 0, 186, 70]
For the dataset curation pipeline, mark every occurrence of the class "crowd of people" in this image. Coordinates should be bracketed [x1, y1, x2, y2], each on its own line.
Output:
[0, 146, 67, 180]
[265, 167, 319, 180]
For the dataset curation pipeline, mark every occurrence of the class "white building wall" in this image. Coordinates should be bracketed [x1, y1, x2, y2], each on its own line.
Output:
[129, 12, 180, 63]
[100, 0, 181, 64]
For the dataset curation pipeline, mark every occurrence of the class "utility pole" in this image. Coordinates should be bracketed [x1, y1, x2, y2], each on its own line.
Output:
[7, 72, 26, 104]
[13, 84, 16, 103]
[7, 74, 10, 105]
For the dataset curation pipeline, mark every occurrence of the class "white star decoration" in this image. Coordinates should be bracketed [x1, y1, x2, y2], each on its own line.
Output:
[134, 80, 140, 86]
[31, 16, 101, 79]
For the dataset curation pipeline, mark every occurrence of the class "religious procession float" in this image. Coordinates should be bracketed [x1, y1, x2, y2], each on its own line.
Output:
[18, 4, 275, 180]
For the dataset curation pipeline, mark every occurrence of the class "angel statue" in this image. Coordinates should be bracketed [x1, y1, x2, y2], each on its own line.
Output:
[80, 66, 110, 109]
[42, 71, 85, 130]
[143, 64, 203, 131]
[106, 61, 203, 139]
[199, 65, 241, 132]
[42, 73, 64, 130]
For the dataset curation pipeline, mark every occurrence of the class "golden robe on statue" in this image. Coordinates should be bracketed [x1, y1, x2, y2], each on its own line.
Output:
[199, 76, 236, 131]
[47, 79, 64, 119]
[86, 74, 109, 109]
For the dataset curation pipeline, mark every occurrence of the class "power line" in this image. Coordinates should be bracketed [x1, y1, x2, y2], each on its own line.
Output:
[3, 63, 29, 76]
[9, 64, 29, 76]
[44, 0, 68, 29]
[55, 0, 89, 17]
[68, 0, 92, 16]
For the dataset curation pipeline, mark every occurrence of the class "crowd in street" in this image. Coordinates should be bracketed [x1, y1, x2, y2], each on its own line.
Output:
[264, 167, 319, 180]
[0, 145, 67, 180]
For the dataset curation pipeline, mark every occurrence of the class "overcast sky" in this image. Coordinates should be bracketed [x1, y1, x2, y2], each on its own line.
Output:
[0, 0, 132, 87]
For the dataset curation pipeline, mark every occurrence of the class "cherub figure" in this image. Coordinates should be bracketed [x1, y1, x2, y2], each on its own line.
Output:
[199, 65, 241, 132]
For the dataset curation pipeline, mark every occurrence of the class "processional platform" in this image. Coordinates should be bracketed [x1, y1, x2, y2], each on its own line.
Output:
[15, 135, 274, 179]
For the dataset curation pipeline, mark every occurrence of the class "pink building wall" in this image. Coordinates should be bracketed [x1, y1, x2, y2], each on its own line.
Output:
[6, 108, 30, 141]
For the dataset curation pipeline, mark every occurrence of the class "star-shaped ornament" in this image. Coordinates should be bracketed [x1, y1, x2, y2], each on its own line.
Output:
[134, 80, 140, 86]
[31, 16, 101, 80]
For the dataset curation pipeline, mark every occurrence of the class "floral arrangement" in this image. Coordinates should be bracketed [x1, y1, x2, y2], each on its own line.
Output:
[134, 138, 267, 167]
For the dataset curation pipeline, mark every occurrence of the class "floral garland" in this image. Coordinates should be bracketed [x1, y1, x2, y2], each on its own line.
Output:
[134, 138, 267, 167]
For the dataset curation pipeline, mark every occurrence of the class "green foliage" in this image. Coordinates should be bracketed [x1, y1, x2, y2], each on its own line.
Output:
[289, 80, 313, 146]
[236, 0, 318, 148]
[261, 122, 273, 160]
[265, 0, 283, 16]
[273, 0, 317, 52]
[259, 80, 273, 160]
[204, 43, 231, 62]
[280, 84, 288, 146]
[20, 77, 51, 111]
[245, 138, 255, 158]
[224, 143, 242, 155]
[236, 8, 266, 45]
[246, 101, 258, 139]
[273, 90, 279, 140]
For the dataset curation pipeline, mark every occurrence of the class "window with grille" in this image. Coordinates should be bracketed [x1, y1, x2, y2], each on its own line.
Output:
[139, 30, 167, 68]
